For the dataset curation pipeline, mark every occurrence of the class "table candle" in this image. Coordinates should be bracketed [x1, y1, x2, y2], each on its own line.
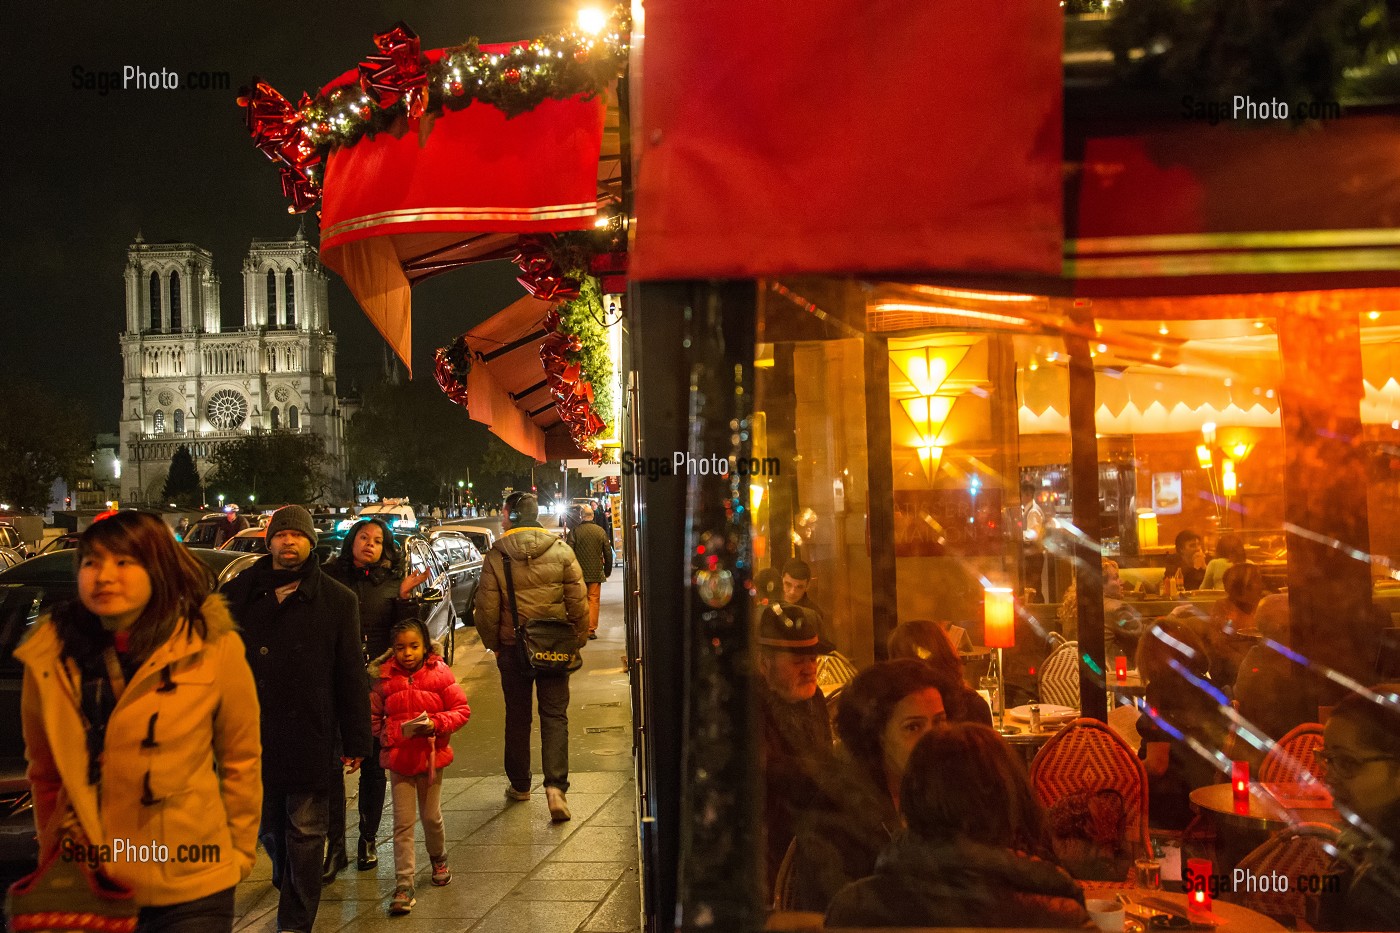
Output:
[1115, 656, 1128, 683]
[1232, 761, 1250, 810]
[1186, 858, 1213, 914]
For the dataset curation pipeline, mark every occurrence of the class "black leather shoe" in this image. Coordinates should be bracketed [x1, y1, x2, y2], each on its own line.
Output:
[321, 847, 348, 886]
[357, 837, 378, 871]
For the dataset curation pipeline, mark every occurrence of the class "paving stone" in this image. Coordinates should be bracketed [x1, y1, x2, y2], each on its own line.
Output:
[465, 900, 597, 933]
[339, 916, 472, 933]
[529, 861, 630, 881]
[443, 842, 557, 872]
[550, 826, 639, 862]
[581, 871, 642, 932]
[586, 792, 638, 827]
[441, 808, 501, 836]
[391, 871, 527, 918]
[562, 771, 631, 795]
[510, 878, 617, 901]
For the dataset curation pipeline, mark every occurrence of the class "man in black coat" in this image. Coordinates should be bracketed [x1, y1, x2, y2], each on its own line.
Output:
[223, 505, 370, 933]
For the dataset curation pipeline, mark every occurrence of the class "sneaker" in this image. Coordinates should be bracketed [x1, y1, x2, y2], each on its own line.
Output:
[546, 786, 571, 822]
[431, 856, 451, 886]
[505, 785, 531, 802]
[389, 886, 416, 915]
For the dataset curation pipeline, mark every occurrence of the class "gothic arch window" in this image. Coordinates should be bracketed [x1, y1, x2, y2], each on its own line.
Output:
[270, 406, 280, 430]
[266, 270, 278, 325]
[169, 271, 181, 331]
[153, 410, 165, 435]
[174, 409, 184, 433]
[148, 272, 160, 331]
[285, 270, 296, 327]
[288, 406, 299, 431]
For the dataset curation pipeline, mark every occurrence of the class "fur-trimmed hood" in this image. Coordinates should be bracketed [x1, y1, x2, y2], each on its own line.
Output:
[368, 640, 446, 679]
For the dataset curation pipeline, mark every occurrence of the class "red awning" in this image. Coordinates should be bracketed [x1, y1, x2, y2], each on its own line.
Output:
[631, 1, 1063, 281]
[459, 294, 596, 462]
[315, 45, 618, 372]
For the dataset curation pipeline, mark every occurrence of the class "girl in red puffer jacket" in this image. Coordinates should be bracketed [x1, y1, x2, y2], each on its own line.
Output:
[370, 618, 471, 914]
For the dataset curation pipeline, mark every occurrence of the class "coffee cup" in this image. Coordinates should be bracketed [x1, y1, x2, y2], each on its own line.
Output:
[1086, 898, 1125, 933]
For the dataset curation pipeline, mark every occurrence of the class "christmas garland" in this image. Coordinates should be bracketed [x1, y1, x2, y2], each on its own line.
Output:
[240, 7, 629, 213]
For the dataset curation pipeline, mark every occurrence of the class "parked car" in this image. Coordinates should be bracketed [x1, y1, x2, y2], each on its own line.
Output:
[0, 525, 26, 559]
[182, 512, 233, 548]
[440, 516, 501, 554]
[425, 528, 483, 615]
[338, 498, 418, 533]
[33, 534, 80, 557]
[219, 527, 268, 554]
[0, 547, 257, 866]
[0, 549, 23, 570]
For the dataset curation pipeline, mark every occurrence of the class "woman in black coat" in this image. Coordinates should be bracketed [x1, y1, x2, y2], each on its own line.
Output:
[826, 724, 1092, 929]
[321, 519, 429, 878]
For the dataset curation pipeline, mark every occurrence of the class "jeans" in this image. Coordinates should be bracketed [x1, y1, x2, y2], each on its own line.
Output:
[389, 770, 446, 889]
[259, 788, 329, 933]
[497, 646, 571, 791]
[585, 583, 602, 635]
[137, 886, 235, 933]
[327, 738, 387, 851]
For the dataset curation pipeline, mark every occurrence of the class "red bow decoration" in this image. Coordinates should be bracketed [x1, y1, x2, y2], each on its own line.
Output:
[433, 335, 473, 410]
[513, 240, 581, 302]
[358, 22, 428, 118]
[239, 80, 322, 213]
[537, 311, 607, 451]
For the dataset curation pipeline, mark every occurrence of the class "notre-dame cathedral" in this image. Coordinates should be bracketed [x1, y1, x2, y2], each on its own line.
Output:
[117, 228, 352, 505]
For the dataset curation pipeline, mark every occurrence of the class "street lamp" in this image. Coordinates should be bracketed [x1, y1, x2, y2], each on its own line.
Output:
[217, 493, 225, 510]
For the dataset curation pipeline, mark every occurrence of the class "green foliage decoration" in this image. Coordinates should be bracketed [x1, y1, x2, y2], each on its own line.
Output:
[162, 445, 203, 508]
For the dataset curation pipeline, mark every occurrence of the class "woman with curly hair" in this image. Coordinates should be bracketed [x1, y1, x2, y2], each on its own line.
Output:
[15, 511, 261, 930]
[785, 659, 950, 911]
[826, 724, 1091, 929]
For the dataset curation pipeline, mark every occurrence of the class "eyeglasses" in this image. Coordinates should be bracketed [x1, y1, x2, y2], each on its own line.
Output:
[1317, 748, 1398, 779]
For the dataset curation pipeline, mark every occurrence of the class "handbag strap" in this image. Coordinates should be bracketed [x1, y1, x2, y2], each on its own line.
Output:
[501, 552, 521, 628]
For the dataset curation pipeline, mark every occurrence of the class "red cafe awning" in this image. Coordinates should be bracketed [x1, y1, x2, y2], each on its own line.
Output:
[315, 45, 614, 373]
[459, 293, 596, 462]
[631, 0, 1064, 281]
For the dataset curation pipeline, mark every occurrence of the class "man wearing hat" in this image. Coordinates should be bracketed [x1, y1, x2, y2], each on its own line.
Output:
[474, 491, 588, 822]
[223, 505, 371, 933]
[756, 603, 835, 891]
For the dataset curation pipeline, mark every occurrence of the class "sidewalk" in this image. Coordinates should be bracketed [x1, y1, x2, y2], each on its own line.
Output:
[233, 577, 640, 933]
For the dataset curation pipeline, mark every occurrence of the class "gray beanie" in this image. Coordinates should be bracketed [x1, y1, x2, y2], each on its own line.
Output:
[266, 505, 316, 544]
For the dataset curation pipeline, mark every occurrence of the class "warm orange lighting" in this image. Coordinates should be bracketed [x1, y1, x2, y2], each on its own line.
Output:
[983, 587, 1015, 648]
[1222, 460, 1237, 495]
[1196, 445, 1213, 470]
[916, 446, 944, 484]
[1136, 510, 1158, 549]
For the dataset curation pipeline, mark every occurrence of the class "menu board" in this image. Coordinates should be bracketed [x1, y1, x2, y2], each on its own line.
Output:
[1152, 472, 1183, 515]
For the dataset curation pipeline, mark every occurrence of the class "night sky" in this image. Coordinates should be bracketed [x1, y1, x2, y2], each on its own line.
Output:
[3, 1, 576, 433]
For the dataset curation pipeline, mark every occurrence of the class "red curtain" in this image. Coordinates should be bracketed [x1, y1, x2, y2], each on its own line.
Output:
[631, 0, 1063, 280]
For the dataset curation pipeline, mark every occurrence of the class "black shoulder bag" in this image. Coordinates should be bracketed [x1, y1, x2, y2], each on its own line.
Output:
[502, 552, 582, 675]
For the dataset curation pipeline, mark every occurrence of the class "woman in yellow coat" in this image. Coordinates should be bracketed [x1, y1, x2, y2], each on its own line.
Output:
[15, 511, 262, 928]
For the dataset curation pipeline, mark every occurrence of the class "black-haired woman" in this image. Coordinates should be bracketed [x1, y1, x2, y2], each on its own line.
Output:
[826, 723, 1092, 929]
[16, 511, 261, 930]
[321, 518, 430, 879]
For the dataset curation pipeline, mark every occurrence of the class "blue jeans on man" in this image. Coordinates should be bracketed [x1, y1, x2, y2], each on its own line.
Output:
[259, 789, 329, 932]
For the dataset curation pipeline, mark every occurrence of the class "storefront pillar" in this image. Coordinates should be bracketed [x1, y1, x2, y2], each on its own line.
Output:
[864, 333, 899, 658]
[1277, 297, 1376, 709]
[1068, 313, 1109, 721]
[632, 281, 763, 932]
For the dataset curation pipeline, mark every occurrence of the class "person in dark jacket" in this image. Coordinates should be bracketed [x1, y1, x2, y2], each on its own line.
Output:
[756, 603, 836, 896]
[1320, 691, 1400, 932]
[568, 505, 613, 640]
[320, 519, 430, 879]
[826, 723, 1092, 929]
[222, 505, 371, 933]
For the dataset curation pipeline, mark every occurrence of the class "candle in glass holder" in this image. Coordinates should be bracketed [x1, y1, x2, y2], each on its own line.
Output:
[1186, 858, 1213, 914]
[1115, 655, 1128, 683]
[1232, 761, 1250, 811]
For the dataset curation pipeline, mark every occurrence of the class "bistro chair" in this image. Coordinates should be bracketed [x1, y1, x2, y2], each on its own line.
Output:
[1038, 640, 1081, 709]
[1259, 722, 1326, 784]
[1231, 822, 1342, 926]
[1030, 717, 1152, 880]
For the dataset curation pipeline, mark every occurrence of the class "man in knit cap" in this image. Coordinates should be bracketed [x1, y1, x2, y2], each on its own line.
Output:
[223, 505, 370, 933]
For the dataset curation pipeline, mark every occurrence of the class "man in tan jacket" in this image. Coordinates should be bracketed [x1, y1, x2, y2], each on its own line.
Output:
[473, 491, 588, 821]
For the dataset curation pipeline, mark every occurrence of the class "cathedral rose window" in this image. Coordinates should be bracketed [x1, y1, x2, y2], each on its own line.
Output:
[206, 389, 248, 430]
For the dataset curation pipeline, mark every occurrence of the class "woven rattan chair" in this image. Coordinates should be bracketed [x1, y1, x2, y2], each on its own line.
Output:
[1232, 822, 1341, 925]
[1260, 722, 1326, 784]
[1030, 717, 1152, 865]
[1038, 640, 1081, 708]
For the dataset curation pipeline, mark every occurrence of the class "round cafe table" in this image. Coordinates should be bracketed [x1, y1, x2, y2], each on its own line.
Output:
[1084, 888, 1287, 932]
[1189, 782, 1341, 875]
